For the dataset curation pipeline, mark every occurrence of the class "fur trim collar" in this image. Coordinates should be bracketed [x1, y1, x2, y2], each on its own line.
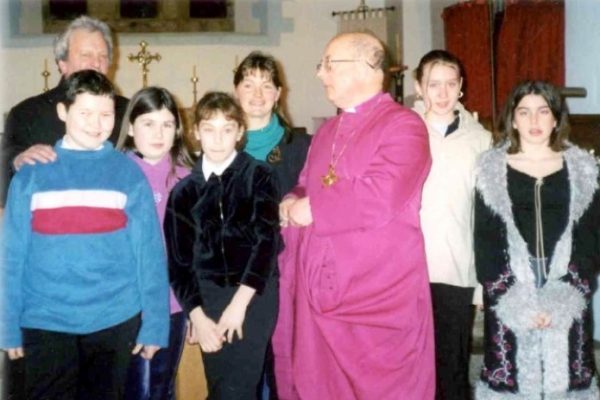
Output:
[475, 143, 598, 284]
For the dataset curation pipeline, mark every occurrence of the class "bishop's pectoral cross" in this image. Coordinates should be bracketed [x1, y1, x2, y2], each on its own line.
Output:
[321, 164, 339, 187]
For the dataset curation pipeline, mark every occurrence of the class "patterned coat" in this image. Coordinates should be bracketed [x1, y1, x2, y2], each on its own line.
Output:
[474, 143, 600, 399]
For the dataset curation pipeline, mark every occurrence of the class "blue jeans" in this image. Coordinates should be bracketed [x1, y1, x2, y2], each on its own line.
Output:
[124, 312, 186, 400]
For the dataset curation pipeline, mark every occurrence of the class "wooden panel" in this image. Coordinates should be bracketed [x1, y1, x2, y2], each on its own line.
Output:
[569, 114, 600, 155]
[176, 342, 208, 399]
[42, 0, 234, 33]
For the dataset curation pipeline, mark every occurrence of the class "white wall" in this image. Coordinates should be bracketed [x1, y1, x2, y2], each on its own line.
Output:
[565, 0, 600, 114]
[430, 0, 455, 50]
[564, 0, 600, 339]
[401, 0, 432, 106]
[568, 0, 600, 341]
[1, 0, 10, 125]
[0, 1, 345, 132]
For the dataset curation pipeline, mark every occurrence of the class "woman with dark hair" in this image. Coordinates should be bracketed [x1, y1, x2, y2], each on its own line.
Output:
[414, 49, 491, 400]
[474, 80, 600, 398]
[233, 51, 311, 195]
[234, 51, 311, 399]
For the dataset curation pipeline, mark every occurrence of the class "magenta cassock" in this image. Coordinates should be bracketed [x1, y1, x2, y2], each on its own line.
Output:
[273, 92, 436, 400]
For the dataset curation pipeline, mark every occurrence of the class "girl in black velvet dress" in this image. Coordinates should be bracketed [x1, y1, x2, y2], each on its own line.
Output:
[164, 92, 281, 400]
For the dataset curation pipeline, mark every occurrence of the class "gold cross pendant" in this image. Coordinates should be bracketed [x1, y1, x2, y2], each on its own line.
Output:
[321, 164, 338, 187]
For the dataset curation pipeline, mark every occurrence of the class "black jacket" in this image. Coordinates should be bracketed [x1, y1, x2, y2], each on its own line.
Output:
[0, 80, 128, 205]
[474, 144, 600, 398]
[164, 152, 281, 315]
[265, 126, 311, 196]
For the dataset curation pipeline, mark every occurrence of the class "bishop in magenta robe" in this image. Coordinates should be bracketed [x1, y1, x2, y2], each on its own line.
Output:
[274, 90, 436, 399]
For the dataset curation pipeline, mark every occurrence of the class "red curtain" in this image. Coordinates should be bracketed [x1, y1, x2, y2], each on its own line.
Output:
[443, 0, 564, 120]
[495, 1, 564, 113]
[443, 1, 493, 119]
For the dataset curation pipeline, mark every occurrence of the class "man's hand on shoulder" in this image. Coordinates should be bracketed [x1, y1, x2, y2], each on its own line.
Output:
[13, 144, 57, 170]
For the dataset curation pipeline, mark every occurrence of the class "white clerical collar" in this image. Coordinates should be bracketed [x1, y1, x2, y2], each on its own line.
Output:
[343, 107, 357, 113]
[202, 151, 238, 180]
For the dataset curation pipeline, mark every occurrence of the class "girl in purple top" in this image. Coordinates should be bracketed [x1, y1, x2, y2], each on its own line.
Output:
[116, 87, 195, 400]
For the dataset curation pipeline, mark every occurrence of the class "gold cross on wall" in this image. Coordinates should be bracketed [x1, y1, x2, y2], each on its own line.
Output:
[41, 59, 51, 92]
[128, 41, 161, 88]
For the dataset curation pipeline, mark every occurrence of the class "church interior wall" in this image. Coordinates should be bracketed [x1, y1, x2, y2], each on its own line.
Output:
[1, 0, 431, 135]
[565, 0, 599, 114]
[1, 0, 596, 138]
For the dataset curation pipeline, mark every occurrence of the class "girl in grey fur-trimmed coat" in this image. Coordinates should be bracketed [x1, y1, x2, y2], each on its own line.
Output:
[474, 81, 600, 399]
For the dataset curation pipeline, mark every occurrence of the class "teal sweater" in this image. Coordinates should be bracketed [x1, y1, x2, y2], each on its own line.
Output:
[0, 141, 169, 348]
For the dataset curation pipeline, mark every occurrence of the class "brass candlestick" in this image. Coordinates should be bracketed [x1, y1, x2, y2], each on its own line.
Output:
[128, 41, 161, 88]
[191, 65, 199, 105]
[41, 59, 51, 92]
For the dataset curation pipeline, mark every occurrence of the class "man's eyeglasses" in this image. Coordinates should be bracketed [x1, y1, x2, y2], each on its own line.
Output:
[316, 58, 376, 73]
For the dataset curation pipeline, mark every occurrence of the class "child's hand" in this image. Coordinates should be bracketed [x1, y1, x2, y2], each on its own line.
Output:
[217, 285, 256, 343]
[6, 347, 24, 360]
[217, 300, 248, 343]
[132, 344, 161, 360]
[190, 307, 224, 353]
[532, 312, 552, 329]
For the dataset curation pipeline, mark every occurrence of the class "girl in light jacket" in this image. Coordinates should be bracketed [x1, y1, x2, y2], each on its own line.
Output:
[414, 50, 491, 400]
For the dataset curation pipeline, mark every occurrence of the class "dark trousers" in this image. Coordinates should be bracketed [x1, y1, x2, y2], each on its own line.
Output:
[257, 342, 277, 400]
[200, 278, 278, 400]
[124, 312, 186, 400]
[430, 283, 475, 400]
[21, 314, 140, 400]
[2, 352, 25, 400]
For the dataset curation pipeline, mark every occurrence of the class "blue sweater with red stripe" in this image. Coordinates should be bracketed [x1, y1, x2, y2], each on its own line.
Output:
[0, 141, 169, 348]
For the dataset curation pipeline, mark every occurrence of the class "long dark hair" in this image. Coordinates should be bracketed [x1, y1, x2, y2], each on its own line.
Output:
[498, 80, 569, 153]
[233, 51, 292, 131]
[117, 86, 195, 175]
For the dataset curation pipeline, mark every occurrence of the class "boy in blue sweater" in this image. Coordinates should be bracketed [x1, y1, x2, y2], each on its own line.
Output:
[0, 70, 169, 400]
